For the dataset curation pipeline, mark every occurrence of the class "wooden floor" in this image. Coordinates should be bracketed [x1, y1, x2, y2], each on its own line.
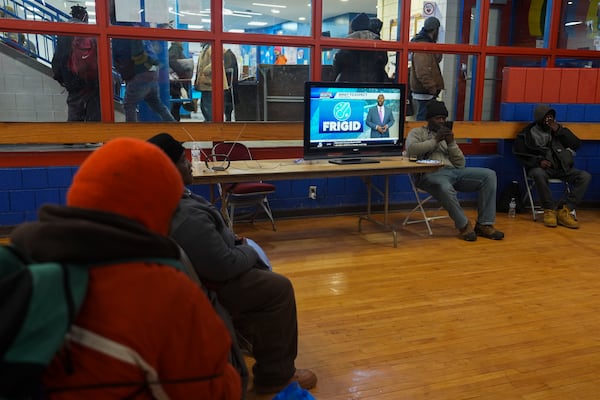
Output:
[236, 208, 600, 400]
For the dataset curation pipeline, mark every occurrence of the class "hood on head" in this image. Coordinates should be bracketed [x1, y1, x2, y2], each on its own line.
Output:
[67, 137, 183, 235]
[533, 104, 555, 124]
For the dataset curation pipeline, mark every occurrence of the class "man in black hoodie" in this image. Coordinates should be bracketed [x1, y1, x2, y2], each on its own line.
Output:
[514, 104, 591, 228]
[410, 17, 444, 121]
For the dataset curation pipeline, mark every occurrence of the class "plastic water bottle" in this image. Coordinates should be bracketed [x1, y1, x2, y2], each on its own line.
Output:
[508, 197, 516, 218]
[191, 143, 202, 176]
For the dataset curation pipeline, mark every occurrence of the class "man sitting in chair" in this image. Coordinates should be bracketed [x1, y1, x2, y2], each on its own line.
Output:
[513, 104, 591, 229]
[148, 133, 317, 396]
[405, 100, 504, 241]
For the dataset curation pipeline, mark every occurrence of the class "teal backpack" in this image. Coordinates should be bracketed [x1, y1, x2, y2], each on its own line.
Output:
[0, 244, 183, 399]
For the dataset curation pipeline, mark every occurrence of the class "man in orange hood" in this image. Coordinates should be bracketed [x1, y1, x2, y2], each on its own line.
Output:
[10, 138, 241, 399]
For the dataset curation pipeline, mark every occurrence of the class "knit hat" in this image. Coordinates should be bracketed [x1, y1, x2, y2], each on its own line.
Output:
[67, 138, 183, 235]
[351, 13, 370, 32]
[147, 132, 185, 163]
[533, 104, 556, 123]
[425, 100, 449, 120]
[423, 17, 441, 32]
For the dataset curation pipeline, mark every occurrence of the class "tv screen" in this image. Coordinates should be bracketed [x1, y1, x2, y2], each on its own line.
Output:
[303, 81, 406, 162]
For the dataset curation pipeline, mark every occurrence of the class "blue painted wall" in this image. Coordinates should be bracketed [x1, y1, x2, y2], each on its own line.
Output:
[1, 141, 599, 227]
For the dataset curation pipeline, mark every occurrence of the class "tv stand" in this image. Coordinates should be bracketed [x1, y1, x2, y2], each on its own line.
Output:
[328, 158, 380, 165]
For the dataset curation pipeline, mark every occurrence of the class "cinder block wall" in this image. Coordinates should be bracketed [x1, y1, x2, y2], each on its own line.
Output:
[2, 143, 599, 228]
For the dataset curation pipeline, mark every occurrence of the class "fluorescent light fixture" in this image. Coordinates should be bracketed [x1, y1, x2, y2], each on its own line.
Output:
[248, 21, 268, 26]
[271, 9, 280, 14]
[298, 17, 306, 21]
[228, 28, 245, 33]
[187, 24, 205, 29]
[235, 10, 263, 16]
[252, 2, 287, 8]
[564, 21, 583, 26]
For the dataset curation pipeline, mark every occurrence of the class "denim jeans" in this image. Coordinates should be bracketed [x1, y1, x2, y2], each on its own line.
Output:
[528, 167, 591, 210]
[123, 70, 175, 122]
[415, 167, 498, 229]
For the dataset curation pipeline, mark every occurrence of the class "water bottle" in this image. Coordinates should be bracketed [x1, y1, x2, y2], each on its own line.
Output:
[191, 143, 202, 176]
[508, 197, 516, 218]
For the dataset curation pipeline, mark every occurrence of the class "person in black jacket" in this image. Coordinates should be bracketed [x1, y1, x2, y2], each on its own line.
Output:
[513, 104, 591, 228]
[332, 13, 388, 83]
[51, 6, 100, 121]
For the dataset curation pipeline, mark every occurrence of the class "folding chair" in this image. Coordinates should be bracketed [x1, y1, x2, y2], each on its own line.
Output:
[521, 166, 573, 221]
[402, 174, 448, 235]
[211, 142, 276, 231]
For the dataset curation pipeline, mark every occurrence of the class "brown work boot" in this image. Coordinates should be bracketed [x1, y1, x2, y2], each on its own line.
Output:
[474, 223, 505, 240]
[557, 205, 579, 229]
[254, 369, 317, 394]
[543, 209, 557, 227]
[459, 221, 477, 241]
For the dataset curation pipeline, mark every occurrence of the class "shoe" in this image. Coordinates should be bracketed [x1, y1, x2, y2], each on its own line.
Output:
[459, 221, 477, 241]
[474, 223, 504, 240]
[254, 369, 317, 394]
[543, 209, 557, 227]
[557, 205, 579, 229]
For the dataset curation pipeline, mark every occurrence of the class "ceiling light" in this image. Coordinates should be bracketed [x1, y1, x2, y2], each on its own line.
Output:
[228, 29, 245, 33]
[564, 21, 583, 26]
[298, 17, 306, 21]
[252, 2, 287, 8]
[248, 21, 268, 26]
[271, 9, 280, 14]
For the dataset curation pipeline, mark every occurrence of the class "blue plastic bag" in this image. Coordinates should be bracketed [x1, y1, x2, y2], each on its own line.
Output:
[272, 382, 316, 400]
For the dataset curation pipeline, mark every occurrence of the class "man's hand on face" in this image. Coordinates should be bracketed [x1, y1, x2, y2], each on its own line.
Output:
[544, 114, 559, 132]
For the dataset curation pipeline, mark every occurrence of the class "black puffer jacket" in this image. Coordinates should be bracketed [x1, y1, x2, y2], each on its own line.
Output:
[513, 104, 581, 172]
[333, 30, 389, 83]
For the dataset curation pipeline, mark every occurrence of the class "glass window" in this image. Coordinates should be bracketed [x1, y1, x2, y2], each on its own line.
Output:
[486, 0, 550, 48]
[322, 0, 380, 39]
[482, 55, 547, 121]
[222, 0, 311, 35]
[408, 52, 473, 121]
[110, 0, 211, 29]
[323, 47, 393, 83]
[409, 0, 475, 45]
[240, 45, 310, 122]
[558, 0, 600, 50]
[0, 31, 104, 122]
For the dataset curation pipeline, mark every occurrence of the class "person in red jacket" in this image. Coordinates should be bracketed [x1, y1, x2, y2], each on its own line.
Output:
[9, 138, 241, 399]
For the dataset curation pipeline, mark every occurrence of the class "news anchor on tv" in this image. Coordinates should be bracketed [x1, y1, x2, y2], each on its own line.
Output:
[365, 94, 395, 138]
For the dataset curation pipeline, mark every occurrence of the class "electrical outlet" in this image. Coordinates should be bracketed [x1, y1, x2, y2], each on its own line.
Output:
[309, 185, 317, 200]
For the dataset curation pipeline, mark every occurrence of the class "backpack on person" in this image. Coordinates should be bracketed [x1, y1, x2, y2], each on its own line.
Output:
[0, 244, 184, 399]
[67, 36, 98, 81]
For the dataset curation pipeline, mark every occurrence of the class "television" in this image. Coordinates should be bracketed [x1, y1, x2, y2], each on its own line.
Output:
[303, 81, 406, 164]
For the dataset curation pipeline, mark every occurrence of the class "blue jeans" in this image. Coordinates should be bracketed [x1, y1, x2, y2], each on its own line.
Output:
[415, 167, 498, 229]
[414, 98, 433, 121]
[123, 70, 175, 122]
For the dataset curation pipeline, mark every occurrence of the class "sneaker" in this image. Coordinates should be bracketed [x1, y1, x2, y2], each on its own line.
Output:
[557, 205, 579, 229]
[474, 223, 505, 240]
[459, 221, 477, 241]
[543, 209, 557, 227]
[254, 369, 317, 394]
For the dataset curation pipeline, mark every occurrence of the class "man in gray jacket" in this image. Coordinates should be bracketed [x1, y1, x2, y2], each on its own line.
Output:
[148, 133, 316, 396]
[405, 101, 504, 241]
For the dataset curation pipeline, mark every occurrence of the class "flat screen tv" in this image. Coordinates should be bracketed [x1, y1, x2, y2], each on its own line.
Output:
[303, 81, 406, 164]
